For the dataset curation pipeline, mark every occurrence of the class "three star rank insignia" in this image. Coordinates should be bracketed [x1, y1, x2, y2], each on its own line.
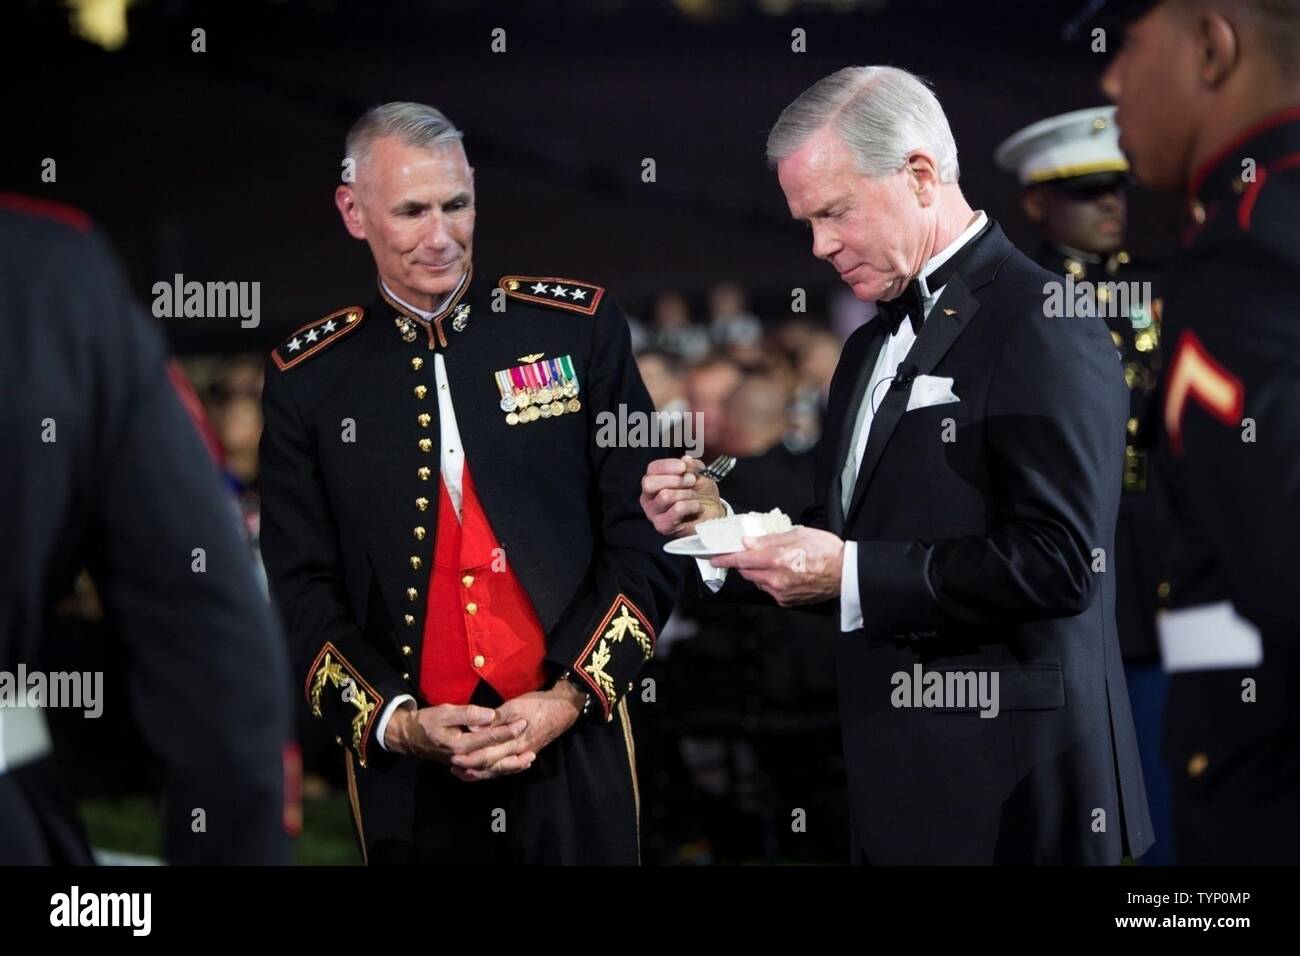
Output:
[273, 306, 366, 371]
[499, 275, 604, 316]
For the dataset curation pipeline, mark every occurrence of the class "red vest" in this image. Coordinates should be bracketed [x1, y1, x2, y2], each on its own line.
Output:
[419, 462, 548, 705]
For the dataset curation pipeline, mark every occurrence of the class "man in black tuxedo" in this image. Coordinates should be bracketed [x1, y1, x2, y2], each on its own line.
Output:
[641, 66, 1153, 864]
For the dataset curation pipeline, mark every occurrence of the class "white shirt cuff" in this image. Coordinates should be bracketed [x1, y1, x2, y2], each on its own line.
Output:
[695, 498, 734, 592]
[375, 694, 416, 752]
[697, 559, 726, 591]
[840, 541, 863, 632]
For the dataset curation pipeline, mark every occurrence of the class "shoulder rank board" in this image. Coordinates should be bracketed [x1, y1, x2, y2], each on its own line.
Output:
[499, 275, 604, 316]
[273, 306, 366, 371]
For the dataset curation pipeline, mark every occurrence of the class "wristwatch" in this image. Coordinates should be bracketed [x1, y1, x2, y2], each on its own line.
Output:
[559, 669, 594, 719]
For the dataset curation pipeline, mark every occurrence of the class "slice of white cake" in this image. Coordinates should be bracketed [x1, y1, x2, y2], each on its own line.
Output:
[695, 508, 792, 552]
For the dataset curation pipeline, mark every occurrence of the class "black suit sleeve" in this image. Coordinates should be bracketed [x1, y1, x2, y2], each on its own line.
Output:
[855, 308, 1126, 637]
[543, 296, 685, 721]
[80, 230, 292, 864]
[260, 362, 407, 766]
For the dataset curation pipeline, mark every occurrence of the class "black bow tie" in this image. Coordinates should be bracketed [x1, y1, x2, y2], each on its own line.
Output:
[875, 217, 994, 337]
[877, 282, 927, 336]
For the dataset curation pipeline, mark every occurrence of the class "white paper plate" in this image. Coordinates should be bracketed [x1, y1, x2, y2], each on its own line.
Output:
[662, 535, 744, 558]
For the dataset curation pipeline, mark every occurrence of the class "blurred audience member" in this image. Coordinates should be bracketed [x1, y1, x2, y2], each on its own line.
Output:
[710, 281, 767, 367]
[686, 353, 742, 458]
[774, 316, 819, 357]
[827, 284, 872, 340]
[209, 355, 265, 492]
[650, 290, 710, 362]
[707, 281, 763, 352]
[200, 354, 270, 597]
[636, 349, 690, 415]
[719, 374, 817, 519]
[721, 374, 789, 458]
[787, 328, 843, 451]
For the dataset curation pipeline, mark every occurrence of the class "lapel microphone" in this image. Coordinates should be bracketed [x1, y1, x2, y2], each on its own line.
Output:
[892, 362, 919, 390]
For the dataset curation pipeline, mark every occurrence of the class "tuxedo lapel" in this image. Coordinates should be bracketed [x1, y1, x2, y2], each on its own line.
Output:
[833, 221, 1015, 530]
[828, 322, 887, 535]
[844, 280, 980, 525]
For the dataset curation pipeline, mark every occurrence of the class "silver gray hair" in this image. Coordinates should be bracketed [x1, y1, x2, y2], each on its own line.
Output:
[765, 66, 960, 183]
[345, 102, 465, 177]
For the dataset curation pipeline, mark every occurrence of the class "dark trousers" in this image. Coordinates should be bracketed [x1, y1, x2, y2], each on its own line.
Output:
[361, 684, 641, 866]
[0, 755, 94, 864]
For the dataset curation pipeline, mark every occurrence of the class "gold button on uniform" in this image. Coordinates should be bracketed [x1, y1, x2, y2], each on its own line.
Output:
[473, 654, 486, 668]
[414, 526, 426, 541]
[419, 438, 433, 453]
[462, 574, 474, 588]
[466, 602, 477, 614]
[1191, 200, 1207, 224]
[416, 497, 429, 511]
[414, 385, 428, 399]
[1157, 581, 1172, 599]
[1127, 417, 1139, 436]
[402, 672, 410, 681]
[402, 645, 413, 656]
[407, 587, 419, 602]
[409, 556, 422, 570]
[418, 413, 431, 427]
[403, 615, 414, 627]
[411, 356, 424, 370]
[417, 467, 431, 480]
[1188, 752, 1209, 778]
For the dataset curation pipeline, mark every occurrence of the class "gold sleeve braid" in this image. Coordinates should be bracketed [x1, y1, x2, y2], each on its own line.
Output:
[573, 595, 655, 722]
[305, 642, 382, 767]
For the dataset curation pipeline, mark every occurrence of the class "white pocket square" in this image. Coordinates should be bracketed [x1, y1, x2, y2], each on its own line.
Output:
[906, 375, 960, 412]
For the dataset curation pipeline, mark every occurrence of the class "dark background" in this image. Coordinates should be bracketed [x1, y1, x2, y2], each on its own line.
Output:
[1, 0, 1184, 354]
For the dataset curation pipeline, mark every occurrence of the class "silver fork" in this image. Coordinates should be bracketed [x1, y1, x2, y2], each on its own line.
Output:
[700, 454, 736, 482]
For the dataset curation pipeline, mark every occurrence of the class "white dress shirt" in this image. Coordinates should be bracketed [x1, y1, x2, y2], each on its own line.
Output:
[698, 212, 989, 635]
[375, 278, 467, 749]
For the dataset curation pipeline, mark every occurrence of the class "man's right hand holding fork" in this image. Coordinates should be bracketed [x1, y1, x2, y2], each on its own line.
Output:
[639, 455, 730, 538]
